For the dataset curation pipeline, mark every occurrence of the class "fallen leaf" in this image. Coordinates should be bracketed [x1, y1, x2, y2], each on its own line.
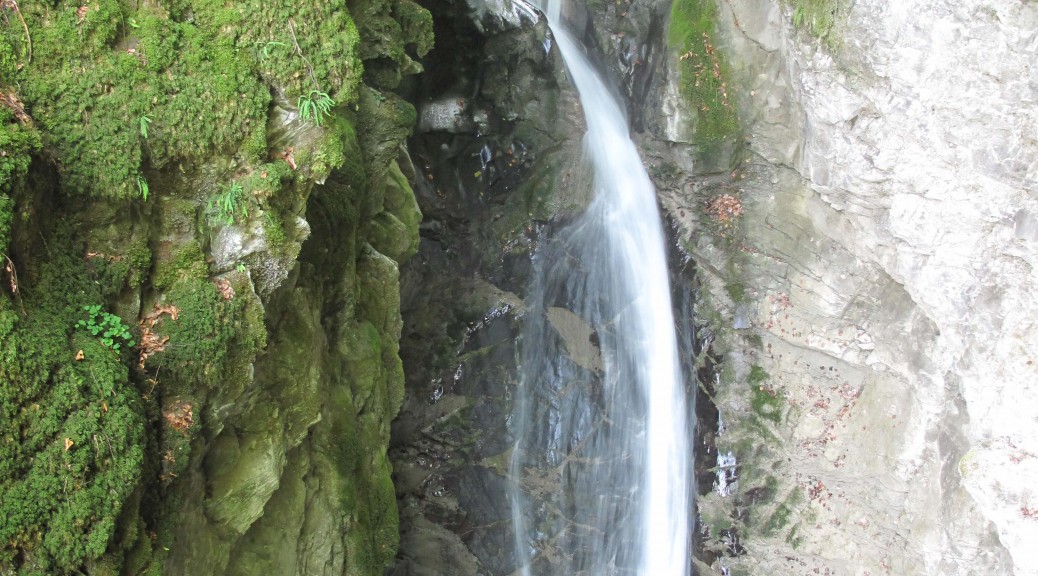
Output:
[64, 438, 74, 451]
[214, 278, 235, 300]
[75, 350, 85, 361]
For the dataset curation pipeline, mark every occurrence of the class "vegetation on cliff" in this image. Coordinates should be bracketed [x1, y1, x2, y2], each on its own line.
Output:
[0, 0, 431, 572]
[0, 229, 144, 574]
[785, 0, 845, 48]
[668, 0, 739, 143]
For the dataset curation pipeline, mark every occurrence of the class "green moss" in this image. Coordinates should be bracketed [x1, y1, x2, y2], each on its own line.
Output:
[151, 277, 264, 393]
[0, 231, 145, 574]
[262, 211, 287, 248]
[748, 365, 784, 424]
[125, 239, 153, 289]
[786, 0, 846, 48]
[328, 388, 399, 574]
[241, 123, 269, 164]
[0, 193, 12, 257]
[1, 0, 372, 200]
[355, 87, 417, 188]
[0, 110, 41, 194]
[153, 241, 208, 292]
[668, 0, 740, 143]
[331, 116, 369, 193]
[352, 0, 434, 89]
[87, 238, 153, 298]
[310, 126, 349, 179]
[725, 281, 746, 302]
[764, 488, 802, 535]
[0, 105, 40, 256]
[393, 0, 435, 58]
[747, 364, 769, 386]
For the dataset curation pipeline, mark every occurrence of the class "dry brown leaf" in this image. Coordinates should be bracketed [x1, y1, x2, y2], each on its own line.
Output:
[214, 278, 234, 301]
[163, 401, 194, 435]
[706, 193, 743, 226]
[137, 304, 179, 370]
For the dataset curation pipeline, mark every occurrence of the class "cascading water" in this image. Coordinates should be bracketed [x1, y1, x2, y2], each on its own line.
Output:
[509, 1, 691, 574]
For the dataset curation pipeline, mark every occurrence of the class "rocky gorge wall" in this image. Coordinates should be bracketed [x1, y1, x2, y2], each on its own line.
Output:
[643, 0, 1038, 574]
[3, 0, 1035, 574]
[0, 0, 430, 574]
[387, 0, 1038, 574]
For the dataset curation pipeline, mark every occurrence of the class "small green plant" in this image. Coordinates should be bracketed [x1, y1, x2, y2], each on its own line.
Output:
[76, 305, 135, 351]
[256, 40, 287, 60]
[235, 262, 247, 274]
[207, 182, 248, 226]
[262, 210, 286, 247]
[785, 0, 844, 47]
[136, 174, 149, 200]
[139, 115, 152, 139]
[297, 90, 334, 126]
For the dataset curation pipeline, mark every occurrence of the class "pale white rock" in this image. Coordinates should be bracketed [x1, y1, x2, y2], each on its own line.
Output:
[667, 0, 1038, 573]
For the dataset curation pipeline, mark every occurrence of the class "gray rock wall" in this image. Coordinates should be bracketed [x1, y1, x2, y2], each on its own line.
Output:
[650, 0, 1038, 573]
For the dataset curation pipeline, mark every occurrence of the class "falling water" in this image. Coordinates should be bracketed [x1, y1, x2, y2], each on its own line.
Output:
[510, 1, 691, 574]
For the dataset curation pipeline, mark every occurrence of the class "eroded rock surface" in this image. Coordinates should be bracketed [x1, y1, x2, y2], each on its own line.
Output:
[388, 1, 590, 573]
[645, 0, 1038, 574]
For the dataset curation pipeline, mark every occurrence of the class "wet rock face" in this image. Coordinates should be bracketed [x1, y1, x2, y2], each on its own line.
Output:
[395, 0, 1036, 573]
[388, 0, 590, 573]
[639, 0, 1038, 574]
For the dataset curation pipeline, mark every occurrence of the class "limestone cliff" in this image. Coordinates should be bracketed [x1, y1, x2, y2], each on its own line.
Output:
[647, 0, 1038, 574]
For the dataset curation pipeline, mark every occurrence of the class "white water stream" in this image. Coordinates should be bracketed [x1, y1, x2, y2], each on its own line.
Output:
[510, 1, 691, 574]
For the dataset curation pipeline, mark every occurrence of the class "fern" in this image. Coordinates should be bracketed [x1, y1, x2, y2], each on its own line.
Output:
[136, 175, 149, 201]
[207, 182, 248, 226]
[297, 90, 334, 126]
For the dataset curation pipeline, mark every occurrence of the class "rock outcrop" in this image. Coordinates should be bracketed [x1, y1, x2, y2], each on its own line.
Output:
[644, 0, 1038, 574]
[0, 0, 432, 574]
[387, 1, 591, 573]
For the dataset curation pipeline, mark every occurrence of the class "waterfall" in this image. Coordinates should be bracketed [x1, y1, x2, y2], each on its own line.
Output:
[510, 1, 692, 574]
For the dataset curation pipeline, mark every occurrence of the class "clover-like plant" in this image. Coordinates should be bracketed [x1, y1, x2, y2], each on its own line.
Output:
[76, 305, 135, 351]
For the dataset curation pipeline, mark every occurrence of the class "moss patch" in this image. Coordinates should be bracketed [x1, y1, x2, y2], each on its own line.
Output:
[748, 365, 784, 424]
[2, 0, 365, 199]
[151, 277, 265, 394]
[786, 0, 847, 48]
[0, 230, 145, 574]
[668, 0, 739, 143]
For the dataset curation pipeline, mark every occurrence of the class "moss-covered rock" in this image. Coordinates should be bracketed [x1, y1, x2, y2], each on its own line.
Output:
[668, 0, 740, 144]
[369, 161, 422, 263]
[0, 0, 368, 200]
[0, 0, 432, 569]
[0, 227, 145, 574]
